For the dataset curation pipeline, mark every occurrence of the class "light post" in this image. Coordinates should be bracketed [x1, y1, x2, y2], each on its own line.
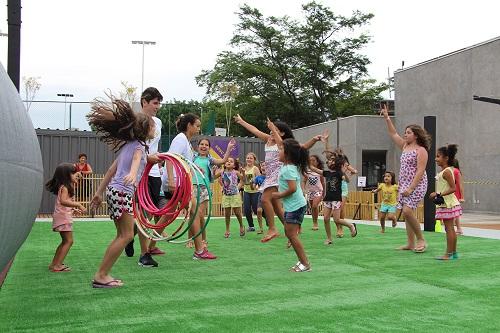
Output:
[131, 40, 156, 93]
[57, 93, 74, 129]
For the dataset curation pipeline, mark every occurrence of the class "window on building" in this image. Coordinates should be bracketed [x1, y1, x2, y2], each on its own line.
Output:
[362, 150, 386, 190]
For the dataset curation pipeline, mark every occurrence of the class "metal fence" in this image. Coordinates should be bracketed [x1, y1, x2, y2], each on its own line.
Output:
[36, 129, 265, 214]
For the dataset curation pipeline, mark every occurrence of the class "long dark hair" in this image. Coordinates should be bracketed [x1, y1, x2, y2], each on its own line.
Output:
[274, 121, 294, 140]
[310, 154, 324, 170]
[328, 155, 346, 173]
[87, 97, 153, 152]
[437, 144, 458, 167]
[282, 138, 309, 176]
[45, 163, 77, 197]
[176, 113, 199, 133]
[406, 124, 431, 151]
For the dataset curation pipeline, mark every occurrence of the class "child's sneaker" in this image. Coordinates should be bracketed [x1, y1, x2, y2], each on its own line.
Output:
[138, 253, 158, 267]
[192, 249, 217, 260]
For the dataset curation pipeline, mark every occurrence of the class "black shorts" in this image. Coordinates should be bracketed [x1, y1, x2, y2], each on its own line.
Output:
[148, 176, 162, 206]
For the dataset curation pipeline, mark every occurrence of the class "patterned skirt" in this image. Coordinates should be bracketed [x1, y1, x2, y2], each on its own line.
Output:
[435, 205, 462, 220]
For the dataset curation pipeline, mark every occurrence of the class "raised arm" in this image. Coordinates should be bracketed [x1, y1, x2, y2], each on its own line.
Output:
[212, 138, 236, 165]
[302, 135, 322, 150]
[321, 130, 335, 159]
[266, 118, 283, 146]
[234, 114, 270, 142]
[380, 104, 405, 150]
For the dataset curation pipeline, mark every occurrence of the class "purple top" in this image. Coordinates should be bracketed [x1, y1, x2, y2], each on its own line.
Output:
[109, 141, 147, 194]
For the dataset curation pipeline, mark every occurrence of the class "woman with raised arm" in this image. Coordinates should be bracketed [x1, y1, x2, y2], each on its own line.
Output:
[381, 104, 429, 253]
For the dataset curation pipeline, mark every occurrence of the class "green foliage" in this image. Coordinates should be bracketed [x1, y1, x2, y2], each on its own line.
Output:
[196, 1, 388, 133]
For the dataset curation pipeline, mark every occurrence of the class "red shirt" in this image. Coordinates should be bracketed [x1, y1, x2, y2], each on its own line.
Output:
[453, 168, 462, 200]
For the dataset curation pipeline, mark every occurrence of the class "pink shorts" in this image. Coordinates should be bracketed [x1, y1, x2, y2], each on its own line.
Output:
[323, 201, 342, 210]
[53, 224, 73, 232]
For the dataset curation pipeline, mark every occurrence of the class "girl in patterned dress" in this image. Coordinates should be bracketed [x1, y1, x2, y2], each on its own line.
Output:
[217, 157, 245, 238]
[430, 144, 462, 260]
[305, 155, 325, 231]
[88, 98, 156, 288]
[381, 104, 430, 253]
[234, 114, 324, 243]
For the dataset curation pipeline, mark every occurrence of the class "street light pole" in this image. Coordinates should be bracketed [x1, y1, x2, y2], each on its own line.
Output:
[131, 40, 156, 93]
[57, 93, 74, 129]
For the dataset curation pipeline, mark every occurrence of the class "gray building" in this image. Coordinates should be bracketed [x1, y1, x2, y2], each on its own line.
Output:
[395, 36, 500, 213]
[294, 36, 500, 213]
[293, 115, 397, 191]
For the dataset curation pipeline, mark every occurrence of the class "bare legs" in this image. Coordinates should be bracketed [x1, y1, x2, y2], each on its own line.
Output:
[49, 231, 74, 271]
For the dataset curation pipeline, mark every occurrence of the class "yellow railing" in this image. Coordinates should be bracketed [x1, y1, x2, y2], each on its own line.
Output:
[73, 174, 423, 222]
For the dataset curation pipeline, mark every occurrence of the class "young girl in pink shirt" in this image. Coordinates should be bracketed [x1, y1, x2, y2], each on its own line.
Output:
[45, 163, 86, 272]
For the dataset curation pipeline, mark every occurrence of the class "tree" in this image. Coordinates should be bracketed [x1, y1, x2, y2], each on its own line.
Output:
[22, 76, 41, 112]
[196, 2, 387, 132]
[119, 81, 138, 110]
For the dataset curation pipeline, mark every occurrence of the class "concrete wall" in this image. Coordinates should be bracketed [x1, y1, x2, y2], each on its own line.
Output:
[395, 37, 500, 213]
[292, 115, 397, 191]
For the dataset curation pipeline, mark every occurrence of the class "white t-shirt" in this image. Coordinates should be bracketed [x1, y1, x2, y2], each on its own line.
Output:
[162, 132, 194, 191]
[146, 116, 162, 177]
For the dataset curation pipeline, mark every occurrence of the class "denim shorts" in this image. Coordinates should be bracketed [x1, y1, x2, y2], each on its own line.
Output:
[284, 205, 306, 225]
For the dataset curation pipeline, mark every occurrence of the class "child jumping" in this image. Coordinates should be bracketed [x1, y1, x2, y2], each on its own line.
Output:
[45, 163, 86, 272]
[268, 120, 311, 272]
[373, 171, 398, 233]
[217, 157, 245, 238]
[430, 144, 462, 260]
[89, 97, 156, 287]
[305, 155, 325, 231]
[234, 114, 323, 243]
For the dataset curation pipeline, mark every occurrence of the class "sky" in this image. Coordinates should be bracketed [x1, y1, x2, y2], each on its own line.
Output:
[0, 0, 499, 131]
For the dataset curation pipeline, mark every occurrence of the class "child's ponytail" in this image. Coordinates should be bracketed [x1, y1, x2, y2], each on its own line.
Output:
[437, 144, 458, 166]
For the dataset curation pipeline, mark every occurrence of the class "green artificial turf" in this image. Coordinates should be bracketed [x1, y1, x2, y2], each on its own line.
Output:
[1, 219, 500, 332]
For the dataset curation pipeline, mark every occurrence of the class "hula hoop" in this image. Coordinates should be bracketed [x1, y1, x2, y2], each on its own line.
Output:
[133, 152, 212, 243]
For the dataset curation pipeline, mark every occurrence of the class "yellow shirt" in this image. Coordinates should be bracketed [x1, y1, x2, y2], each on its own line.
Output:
[378, 183, 399, 206]
[243, 166, 258, 193]
[436, 167, 460, 208]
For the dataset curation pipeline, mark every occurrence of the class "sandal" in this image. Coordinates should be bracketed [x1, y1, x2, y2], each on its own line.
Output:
[224, 232, 230, 238]
[91, 279, 123, 288]
[239, 228, 246, 237]
[324, 239, 333, 245]
[414, 242, 427, 253]
[311, 226, 319, 231]
[290, 262, 311, 272]
[261, 233, 279, 243]
[350, 223, 358, 237]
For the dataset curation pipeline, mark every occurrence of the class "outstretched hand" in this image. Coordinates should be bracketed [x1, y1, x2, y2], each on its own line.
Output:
[233, 114, 243, 124]
[320, 128, 329, 143]
[228, 138, 236, 151]
[380, 103, 389, 118]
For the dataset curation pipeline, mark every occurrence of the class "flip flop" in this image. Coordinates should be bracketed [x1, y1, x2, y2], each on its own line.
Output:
[260, 233, 279, 243]
[50, 266, 71, 272]
[350, 223, 358, 237]
[224, 232, 230, 238]
[92, 279, 123, 288]
[311, 226, 319, 231]
[239, 229, 246, 237]
[396, 245, 415, 251]
[414, 244, 427, 253]
[324, 239, 333, 245]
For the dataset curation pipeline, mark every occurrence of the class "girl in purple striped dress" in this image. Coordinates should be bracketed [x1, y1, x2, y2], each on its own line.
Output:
[234, 114, 324, 243]
[381, 104, 430, 253]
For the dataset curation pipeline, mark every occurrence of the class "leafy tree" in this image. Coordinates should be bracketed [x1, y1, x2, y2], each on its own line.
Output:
[196, 1, 387, 133]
